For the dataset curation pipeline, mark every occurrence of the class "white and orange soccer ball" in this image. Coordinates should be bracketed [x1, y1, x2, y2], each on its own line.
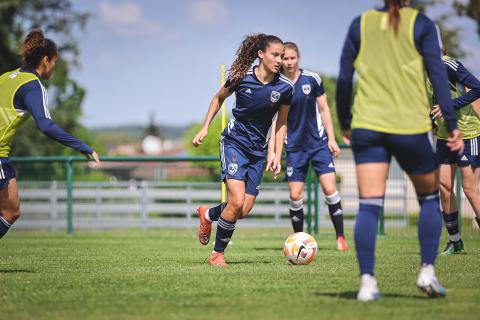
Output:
[283, 232, 317, 265]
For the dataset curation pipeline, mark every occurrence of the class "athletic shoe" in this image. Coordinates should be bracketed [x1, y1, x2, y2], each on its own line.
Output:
[416, 264, 446, 298]
[208, 252, 228, 267]
[336, 236, 349, 251]
[357, 274, 380, 302]
[197, 206, 212, 245]
[439, 239, 464, 256]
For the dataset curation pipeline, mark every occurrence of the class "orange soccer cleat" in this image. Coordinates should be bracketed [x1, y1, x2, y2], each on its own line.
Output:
[208, 252, 228, 267]
[337, 236, 349, 251]
[197, 206, 212, 245]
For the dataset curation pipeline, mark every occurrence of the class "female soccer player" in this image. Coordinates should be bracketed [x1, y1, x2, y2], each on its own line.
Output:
[192, 34, 293, 266]
[281, 42, 348, 251]
[0, 29, 100, 238]
[430, 52, 480, 255]
[336, 0, 463, 301]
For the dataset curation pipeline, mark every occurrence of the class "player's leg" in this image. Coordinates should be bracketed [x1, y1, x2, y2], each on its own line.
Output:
[237, 154, 266, 219]
[459, 138, 480, 227]
[209, 178, 245, 266]
[438, 163, 463, 255]
[392, 133, 445, 297]
[0, 178, 21, 238]
[351, 129, 389, 301]
[286, 151, 308, 232]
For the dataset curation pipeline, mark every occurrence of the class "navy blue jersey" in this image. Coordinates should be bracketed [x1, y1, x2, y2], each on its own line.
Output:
[285, 69, 326, 151]
[443, 58, 480, 110]
[223, 66, 294, 157]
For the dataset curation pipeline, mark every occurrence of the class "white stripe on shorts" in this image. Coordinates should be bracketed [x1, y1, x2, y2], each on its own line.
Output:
[0, 160, 5, 179]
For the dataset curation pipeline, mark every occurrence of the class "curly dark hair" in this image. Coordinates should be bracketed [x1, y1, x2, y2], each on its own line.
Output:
[20, 29, 57, 69]
[226, 34, 283, 89]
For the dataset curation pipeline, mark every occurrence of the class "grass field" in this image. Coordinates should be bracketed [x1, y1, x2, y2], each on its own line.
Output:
[1, 227, 479, 320]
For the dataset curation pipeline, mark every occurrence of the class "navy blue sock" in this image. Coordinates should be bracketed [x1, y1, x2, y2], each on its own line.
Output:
[213, 216, 236, 253]
[289, 198, 304, 233]
[0, 216, 12, 239]
[208, 202, 227, 222]
[475, 217, 480, 229]
[354, 198, 383, 276]
[325, 192, 344, 237]
[418, 191, 442, 265]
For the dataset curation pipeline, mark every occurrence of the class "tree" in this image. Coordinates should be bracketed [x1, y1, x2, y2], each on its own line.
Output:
[0, 0, 103, 180]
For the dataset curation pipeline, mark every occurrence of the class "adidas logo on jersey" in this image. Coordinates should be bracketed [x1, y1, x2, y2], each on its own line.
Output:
[245, 88, 252, 94]
[328, 162, 335, 168]
[461, 155, 468, 161]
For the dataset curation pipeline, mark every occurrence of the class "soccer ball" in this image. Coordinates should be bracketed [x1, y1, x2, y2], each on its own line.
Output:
[283, 232, 317, 265]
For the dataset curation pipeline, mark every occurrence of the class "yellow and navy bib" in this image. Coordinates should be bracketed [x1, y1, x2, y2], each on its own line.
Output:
[0, 69, 37, 157]
[351, 7, 431, 134]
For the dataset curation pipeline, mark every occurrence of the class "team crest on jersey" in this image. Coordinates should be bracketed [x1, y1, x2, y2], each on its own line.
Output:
[302, 84, 311, 95]
[228, 163, 238, 175]
[270, 91, 281, 103]
[287, 166, 293, 177]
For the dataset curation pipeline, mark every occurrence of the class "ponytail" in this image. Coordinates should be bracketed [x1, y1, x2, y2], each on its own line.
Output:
[385, 0, 402, 35]
[20, 29, 58, 69]
[226, 34, 283, 89]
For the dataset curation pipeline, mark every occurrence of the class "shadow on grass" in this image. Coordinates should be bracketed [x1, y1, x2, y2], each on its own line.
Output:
[0, 269, 35, 273]
[314, 291, 427, 300]
[253, 247, 281, 251]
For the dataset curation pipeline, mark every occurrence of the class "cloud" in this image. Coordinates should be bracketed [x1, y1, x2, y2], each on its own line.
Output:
[187, 0, 227, 27]
[98, 2, 176, 39]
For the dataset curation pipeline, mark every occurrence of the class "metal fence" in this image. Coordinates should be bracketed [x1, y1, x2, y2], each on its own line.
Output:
[11, 151, 479, 234]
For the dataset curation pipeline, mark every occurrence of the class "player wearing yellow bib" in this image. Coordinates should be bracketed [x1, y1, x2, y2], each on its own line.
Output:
[0, 30, 100, 239]
[336, 0, 463, 301]
[430, 51, 480, 255]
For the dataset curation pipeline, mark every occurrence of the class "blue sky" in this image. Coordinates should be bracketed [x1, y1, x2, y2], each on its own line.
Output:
[70, 0, 480, 128]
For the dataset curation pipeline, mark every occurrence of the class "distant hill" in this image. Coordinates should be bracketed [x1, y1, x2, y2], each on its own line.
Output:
[91, 124, 191, 148]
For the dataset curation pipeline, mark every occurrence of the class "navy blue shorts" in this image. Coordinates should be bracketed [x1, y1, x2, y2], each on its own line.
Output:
[351, 129, 438, 175]
[0, 158, 16, 190]
[437, 137, 480, 168]
[220, 138, 266, 196]
[286, 145, 335, 182]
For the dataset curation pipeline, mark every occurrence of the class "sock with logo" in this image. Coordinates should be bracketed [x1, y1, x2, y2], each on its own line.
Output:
[206, 202, 226, 222]
[418, 191, 442, 265]
[442, 211, 460, 242]
[0, 216, 12, 238]
[289, 198, 304, 232]
[354, 197, 384, 276]
[213, 216, 236, 253]
[326, 191, 344, 238]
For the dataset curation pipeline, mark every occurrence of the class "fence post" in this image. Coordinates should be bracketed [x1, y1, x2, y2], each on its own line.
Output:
[313, 171, 319, 235]
[50, 181, 58, 231]
[306, 165, 312, 234]
[66, 158, 74, 234]
[141, 180, 148, 230]
[455, 168, 462, 231]
[378, 208, 385, 236]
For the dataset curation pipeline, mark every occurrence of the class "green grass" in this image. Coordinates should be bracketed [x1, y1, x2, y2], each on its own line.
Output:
[0, 228, 479, 320]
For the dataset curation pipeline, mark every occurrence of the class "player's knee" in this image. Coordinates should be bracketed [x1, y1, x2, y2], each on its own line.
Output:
[289, 190, 303, 202]
[439, 181, 452, 195]
[461, 183, 478, 198]
[2, 206, 21, 222]
[323, 186, 337, 197]
[229, 197, 244, 213]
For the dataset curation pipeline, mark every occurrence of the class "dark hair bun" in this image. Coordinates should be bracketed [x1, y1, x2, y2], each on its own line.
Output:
[21, 29, 45, 57]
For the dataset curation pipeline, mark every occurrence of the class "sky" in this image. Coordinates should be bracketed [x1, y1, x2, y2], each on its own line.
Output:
[69, 0, 480, 128]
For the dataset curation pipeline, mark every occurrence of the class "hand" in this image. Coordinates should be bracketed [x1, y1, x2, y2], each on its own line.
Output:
[328, 140, 340, 158]
[84, 150, 100, 165]
[431, 105, 443, 120]
[447, 129, 464, 154]
[192, 127, 208, 147]
[266, 156, 281, 180]
[342, 129, 351, 146]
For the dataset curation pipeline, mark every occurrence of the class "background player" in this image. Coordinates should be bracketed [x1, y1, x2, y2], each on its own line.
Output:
[430, 47, 480, 255]
[192, 34, 293, 266]
[281, 42, 348, 251]
[336, 0, 463, 301]
[0, 29, 100, 239]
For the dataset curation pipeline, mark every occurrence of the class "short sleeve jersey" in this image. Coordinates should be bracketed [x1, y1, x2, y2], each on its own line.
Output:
[223, 66, 294, 157]
[285, 69, 326, 152]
